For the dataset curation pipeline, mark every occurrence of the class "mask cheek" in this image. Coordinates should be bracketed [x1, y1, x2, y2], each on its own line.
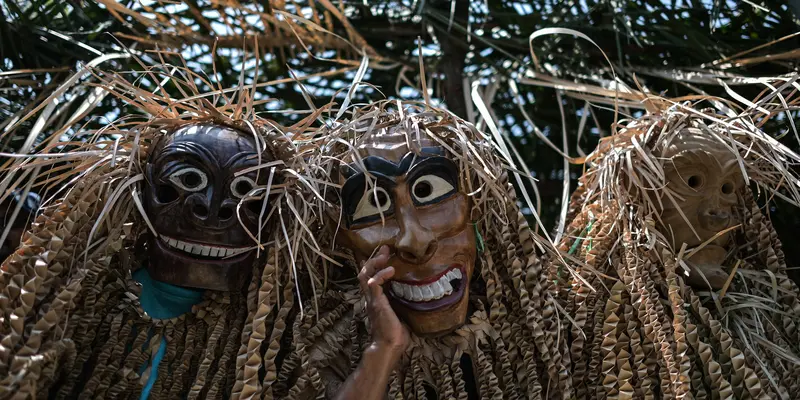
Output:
[338, 221, 400, 264]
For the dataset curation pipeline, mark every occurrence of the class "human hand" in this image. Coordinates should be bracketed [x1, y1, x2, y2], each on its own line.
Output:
[358, 245, 410, 358]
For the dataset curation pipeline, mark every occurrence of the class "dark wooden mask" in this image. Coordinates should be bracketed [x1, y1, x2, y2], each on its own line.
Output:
[143, 123, 276, 291]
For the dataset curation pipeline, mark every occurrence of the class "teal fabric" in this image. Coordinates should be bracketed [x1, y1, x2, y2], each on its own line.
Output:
[133, 268, 204, 319]
[139, 336, 167, 400]
[133, 268, 204, 400]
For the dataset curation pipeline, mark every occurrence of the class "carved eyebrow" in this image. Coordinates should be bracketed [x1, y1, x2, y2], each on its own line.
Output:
[342, 147, 445, 178]
[224, 151, 262, 169]
[158, 143, 215, 171]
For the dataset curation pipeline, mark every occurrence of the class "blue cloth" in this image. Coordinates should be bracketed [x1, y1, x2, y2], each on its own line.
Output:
[133, 269, 204, 400]
[133, 268, 204, 319]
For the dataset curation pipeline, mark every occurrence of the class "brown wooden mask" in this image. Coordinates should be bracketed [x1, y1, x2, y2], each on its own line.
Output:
[337, 134, 477, 337]
[144, 123, 274, 291]
[657, 130, 744, 288]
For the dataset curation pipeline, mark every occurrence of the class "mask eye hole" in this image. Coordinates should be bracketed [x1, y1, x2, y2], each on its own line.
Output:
[169, 167, 208, 192]
[721, 182, 735, 195]
[352, 186, 392, 223]
[155, 184, 179, 203]
[411, 174, 455, 205]
[369, 189, 390, 208]
[686, 175, 703, 190]
[414, 180, 433, 199]
[230, 176, 257, 198]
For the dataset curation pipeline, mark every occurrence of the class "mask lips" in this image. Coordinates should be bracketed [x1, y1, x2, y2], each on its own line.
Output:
[387, 264, 467, 312]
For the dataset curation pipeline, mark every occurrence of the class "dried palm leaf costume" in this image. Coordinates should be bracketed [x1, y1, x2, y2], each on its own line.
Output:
[557, 101, 800, 399]
[276, 100, 572, 399]
[0, 65, 312, 399]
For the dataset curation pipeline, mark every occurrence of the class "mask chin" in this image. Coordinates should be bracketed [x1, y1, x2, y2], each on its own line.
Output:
[396, 288, 471, 337]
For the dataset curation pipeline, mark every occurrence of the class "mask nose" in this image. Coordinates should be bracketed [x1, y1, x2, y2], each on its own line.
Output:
[395, 207, 438, 264]
[698, 206, 731, 232]
[185, 192, 239, 229]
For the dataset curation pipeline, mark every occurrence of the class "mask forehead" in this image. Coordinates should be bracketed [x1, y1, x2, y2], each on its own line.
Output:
[661, 128, 738, 167]
[155, 124, 261, 167]
[354, 125, 439, 161]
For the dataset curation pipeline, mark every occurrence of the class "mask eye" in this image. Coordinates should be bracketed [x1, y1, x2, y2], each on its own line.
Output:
[721, 181, 735, 195]
[168, 167, 208, 192]
[352, 186, 392, 223]
[685, 174, 704, 190]
[411, 174, 455, 205]
[230, 176, 257, 198]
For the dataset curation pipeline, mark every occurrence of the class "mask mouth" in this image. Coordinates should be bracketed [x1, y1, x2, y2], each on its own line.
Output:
[157, 235, 251, 261]
[388, 265, 466, 312]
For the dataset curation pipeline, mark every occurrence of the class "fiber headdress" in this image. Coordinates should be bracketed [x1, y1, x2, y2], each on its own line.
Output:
[0, 59, 315, 399]
[277, 99, 573, 399]
[557, 90, 800, 399]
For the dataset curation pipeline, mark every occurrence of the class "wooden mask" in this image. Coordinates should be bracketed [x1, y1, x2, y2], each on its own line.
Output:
[337, 132, 477, 337]
[657, 129, 744, 288]
[144, 123, 273, 290]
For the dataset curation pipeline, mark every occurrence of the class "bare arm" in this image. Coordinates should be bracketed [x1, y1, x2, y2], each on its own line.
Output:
[333, 343, 403, 400]
[334, 245, 409, 400]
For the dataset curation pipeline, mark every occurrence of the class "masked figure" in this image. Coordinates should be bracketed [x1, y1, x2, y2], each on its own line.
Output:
[558, 106, 800, 398]
[0, 68, 305, 399]
[275, 101, 572, 399]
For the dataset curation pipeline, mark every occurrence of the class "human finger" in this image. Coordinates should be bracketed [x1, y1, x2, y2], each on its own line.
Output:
[358, 246, 390, 289]
[367, 266, 396, 300]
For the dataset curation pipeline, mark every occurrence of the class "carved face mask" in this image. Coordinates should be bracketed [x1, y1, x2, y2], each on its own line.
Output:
[658, 131, 744, 271]
[338, 134, 477, 337]
[144, 124, 273, 291]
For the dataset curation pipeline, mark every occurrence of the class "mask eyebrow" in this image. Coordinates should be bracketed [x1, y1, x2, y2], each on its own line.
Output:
[343, 147, 446, 178]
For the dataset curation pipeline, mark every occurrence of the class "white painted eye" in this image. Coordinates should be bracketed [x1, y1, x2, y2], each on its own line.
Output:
[352, 186, 392, 222]
[230, 176, 257, 198]
[411, 174, 455, 204]
[168, 167, 207, 192]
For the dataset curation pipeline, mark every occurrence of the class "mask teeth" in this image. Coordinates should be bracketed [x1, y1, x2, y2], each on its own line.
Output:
[160, 235, 249, 259]
[390, 267, 459, 302]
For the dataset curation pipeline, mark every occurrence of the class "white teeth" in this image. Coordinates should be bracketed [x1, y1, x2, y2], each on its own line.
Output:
[390, 268, 463, 303]
[160, 235, 249, 259]
[430, 281, 443, 299]
[442, 279, 453, 295]
[403, 284, 413, 300]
